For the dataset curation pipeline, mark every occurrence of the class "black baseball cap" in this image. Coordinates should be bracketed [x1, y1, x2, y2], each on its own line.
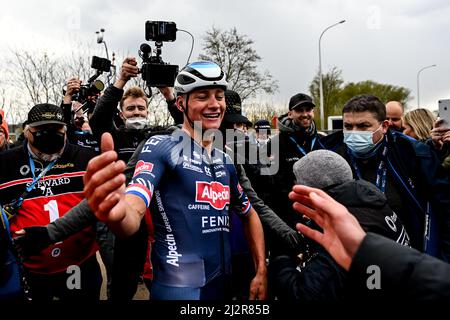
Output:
[289, 93, 315, 111]
[27, 103, 65, 127]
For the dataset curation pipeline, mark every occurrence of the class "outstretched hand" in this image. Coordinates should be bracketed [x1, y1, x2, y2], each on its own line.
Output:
[289, 185, 366, 271]
[83, 133, 127, 222]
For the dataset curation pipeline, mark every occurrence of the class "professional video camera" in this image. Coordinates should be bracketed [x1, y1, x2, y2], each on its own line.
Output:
[139, 21, 179, 88]
[65, 56, 111, 113]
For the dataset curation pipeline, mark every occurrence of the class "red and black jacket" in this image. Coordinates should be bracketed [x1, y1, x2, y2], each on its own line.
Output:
[0, 141, 98, 274]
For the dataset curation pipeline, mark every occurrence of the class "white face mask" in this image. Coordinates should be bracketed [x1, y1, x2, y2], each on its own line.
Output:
[257, 138, 269, 145]
[125, 117, 148, 130]
[343, 125, 382, 155]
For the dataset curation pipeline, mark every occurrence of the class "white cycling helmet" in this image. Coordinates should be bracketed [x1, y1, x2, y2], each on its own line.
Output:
[174, 61, 228, 95]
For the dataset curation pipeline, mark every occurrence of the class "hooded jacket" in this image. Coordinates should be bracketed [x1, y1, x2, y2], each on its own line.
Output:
[270, 180, 410, 300]
[327, 180, 410, 245]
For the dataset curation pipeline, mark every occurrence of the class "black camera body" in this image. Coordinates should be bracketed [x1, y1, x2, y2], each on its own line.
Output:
[74, 80, 104, 104]
[91, 56, 111, 73]
[140, 21, 179, 88]
[71, 56, 110, 111]
[141, 57, 179, 88]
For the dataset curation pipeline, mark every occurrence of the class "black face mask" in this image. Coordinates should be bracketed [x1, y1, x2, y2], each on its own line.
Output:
[31, 130, 65, 154]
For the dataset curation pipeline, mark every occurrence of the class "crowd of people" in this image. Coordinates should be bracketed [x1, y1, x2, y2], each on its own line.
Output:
[1, 57, 450, 302]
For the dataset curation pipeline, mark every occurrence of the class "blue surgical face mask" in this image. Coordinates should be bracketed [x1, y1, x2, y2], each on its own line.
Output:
[343, 125, 383, 156]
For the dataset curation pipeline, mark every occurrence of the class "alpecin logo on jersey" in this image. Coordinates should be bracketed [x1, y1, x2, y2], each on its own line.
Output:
[134, 160, 154, 176]
[195, 181, 230, 210]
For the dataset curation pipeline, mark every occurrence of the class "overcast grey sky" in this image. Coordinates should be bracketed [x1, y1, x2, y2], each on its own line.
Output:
[1, 0, 450, 112]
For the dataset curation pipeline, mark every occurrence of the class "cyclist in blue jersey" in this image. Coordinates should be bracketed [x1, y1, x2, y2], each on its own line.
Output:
[83, 61, 267, 300]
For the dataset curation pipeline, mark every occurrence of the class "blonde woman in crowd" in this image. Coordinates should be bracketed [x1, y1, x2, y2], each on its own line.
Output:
[402, 108, 436, 141]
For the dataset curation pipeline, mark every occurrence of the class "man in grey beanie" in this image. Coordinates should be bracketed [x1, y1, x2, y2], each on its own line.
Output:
[293, 150, 353, 189]
[270, 150, 411, 300]
[293, 150, 409, 243]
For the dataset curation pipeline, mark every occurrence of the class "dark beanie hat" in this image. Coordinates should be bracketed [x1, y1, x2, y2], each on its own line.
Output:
[223, 90, 252, 126]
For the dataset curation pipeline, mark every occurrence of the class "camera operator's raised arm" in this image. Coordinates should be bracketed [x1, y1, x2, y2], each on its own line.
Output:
[90, 57, 139, 137]
[89, 57, 150, 163]
[63, 77, 82, 104]
[61, 77, 82, 126]
[114, 57, 139, 89]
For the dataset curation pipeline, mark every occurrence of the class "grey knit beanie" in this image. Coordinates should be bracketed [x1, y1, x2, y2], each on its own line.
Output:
[293, 150, 353, 189]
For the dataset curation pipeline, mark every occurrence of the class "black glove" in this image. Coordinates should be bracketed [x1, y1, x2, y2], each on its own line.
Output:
[13, 226, 52, 258]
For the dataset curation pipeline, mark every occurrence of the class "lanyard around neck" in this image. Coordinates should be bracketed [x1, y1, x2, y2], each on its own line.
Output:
[349, 144, 388, 193]
[2, 155, 57, 222]
[27, 154, 57, 193]
[289, 136, 317, 156]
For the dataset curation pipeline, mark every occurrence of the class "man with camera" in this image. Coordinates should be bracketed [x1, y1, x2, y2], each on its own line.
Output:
[89, 57, 154, 163]
[83, 61, 267, 300]
[62, 77, 99, 152]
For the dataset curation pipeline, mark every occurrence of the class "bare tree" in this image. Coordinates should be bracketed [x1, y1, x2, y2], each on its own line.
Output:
[3, 43, 174, 126]
[9, 51, 65, 107]
[243, 101, 286, 125]
[3, 43, 111, 123]
[146, 90, 172, 127]
[199, 27, 278, 101]
[0, 85, 6, 110]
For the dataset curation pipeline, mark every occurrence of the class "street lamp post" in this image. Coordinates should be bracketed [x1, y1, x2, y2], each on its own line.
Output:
[416, 64, 437, 108]
[319, 20, 346, 131]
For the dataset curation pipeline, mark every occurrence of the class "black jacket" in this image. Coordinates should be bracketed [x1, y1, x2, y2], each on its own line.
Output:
[89, 85, 149, 163]
[223, 130, 270, 199]
[328, 180, 410, 245]
[350, 232, 450, 300]
[270, 179, 410, 300]
[262, 115, 325, 230]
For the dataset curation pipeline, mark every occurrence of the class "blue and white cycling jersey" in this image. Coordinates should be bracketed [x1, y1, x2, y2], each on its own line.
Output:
[126, 129, 251, 289]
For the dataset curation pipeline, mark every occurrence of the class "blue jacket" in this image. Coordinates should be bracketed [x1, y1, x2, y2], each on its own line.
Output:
[322, 130, 450, 260]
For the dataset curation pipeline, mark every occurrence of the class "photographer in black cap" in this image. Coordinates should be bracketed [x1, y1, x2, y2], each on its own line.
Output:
[262, 93, 325, 229]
